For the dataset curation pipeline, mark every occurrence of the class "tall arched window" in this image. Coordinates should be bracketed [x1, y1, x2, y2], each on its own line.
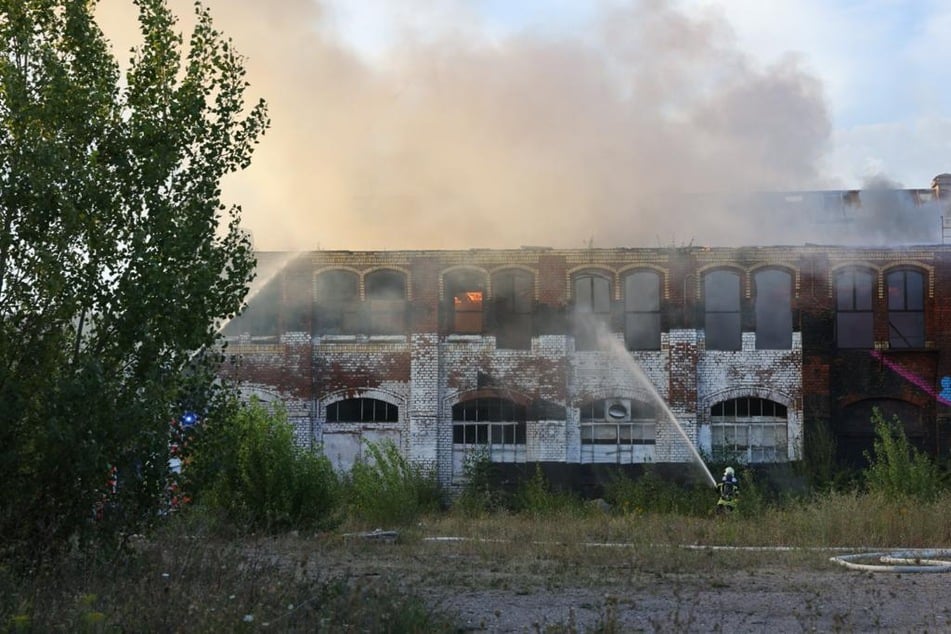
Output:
[754, 269, 792, 349]
[365, 269, 407, 334]
[887, 269, 924, 348]
[705, 270, 741, 351]
[573, 271, 612, 350]
[314, 270, 359, 335]
[836, 268, 873, 349]
[444, 269, 486, 334]
[492, 269, 533, 349]
[624, 270, 661, 351]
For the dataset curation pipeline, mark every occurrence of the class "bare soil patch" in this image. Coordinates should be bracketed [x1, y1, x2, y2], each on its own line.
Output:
[284, 532, 951, 632]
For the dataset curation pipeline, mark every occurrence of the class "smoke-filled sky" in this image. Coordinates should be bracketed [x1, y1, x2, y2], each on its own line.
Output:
[96, 0, 951, 250]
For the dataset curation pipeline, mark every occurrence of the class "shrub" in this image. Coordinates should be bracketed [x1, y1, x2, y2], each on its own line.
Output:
[511, 464, 582, 516]
[603, 469, 711, 516]
[863, 407, 943, 502]
[347, 440, 443, 526]
[453, 449, 507, 516]
[189, 398, 342, 532]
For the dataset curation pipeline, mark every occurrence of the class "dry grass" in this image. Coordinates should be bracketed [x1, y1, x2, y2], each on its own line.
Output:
[5, 491, 951, 632]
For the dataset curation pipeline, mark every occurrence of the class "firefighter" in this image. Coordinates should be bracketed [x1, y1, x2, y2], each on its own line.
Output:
[716, 466, 739, 514]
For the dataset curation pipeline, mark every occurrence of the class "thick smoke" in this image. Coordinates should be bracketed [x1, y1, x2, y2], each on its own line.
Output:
[98, 0, 839, 249]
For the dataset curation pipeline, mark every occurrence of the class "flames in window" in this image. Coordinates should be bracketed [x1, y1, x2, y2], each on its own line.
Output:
[453, 291, 483, 310]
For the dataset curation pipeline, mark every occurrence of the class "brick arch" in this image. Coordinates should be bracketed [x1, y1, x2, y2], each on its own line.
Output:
[882, 262, 935, 299]
[313, 266, 361, 298]
[827, 262, 881, 299]
[566, 265, 616, 300]
[363, 266, 413, 301]
[444, 387, 534, 409]
[239, 386, 284, 405]
[488, 265, 537, 301]
[570, 388, 659, 409]
[698, 386, 795, 424]
[617, 264, 670, 300]
[439, 265, 489, 302]
[695, 264, 745, 300]
[748, 263, 800, 299]
[320, 388, 406, 419]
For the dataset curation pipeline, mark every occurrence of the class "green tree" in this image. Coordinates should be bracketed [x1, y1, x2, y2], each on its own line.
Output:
[0, 0, 267, 558]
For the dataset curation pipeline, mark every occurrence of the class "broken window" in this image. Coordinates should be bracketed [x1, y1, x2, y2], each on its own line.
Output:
[887, 269, 925, 348]
[365, 269, 407, 334]
[221, 274, 281, 340]
[754, 269, 792, 349]
[704, 270, 741, 351]
[624, 270, 661, 351]
[711, 397, 788, 463]
[492, 269, 533, 349]
[580, 397, 656, 464]
[573, 272, 613, 351]
[444, 269, 486, 334]
[835, 268, 873, 349]
[452, 397, 526, 478]
[326, 398, 399, 422]
[314, 270, 359, 335]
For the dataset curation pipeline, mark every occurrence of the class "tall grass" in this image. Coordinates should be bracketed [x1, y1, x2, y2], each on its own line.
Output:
[347, 439, 444, 527]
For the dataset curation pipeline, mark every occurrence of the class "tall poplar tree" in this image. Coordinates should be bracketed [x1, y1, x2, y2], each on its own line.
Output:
[0, 0, 268, 555]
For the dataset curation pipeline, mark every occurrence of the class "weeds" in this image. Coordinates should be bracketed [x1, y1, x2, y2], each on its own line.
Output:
[864, 407, 943, 502]
[347, 439, 444, 526]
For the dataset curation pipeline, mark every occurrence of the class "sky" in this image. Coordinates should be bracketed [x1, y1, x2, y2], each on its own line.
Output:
[96, 0, 951, 251]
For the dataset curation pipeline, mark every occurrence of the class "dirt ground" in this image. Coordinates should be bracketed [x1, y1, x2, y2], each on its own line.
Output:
[316, 536, 951, 633]
[430, 566, 951, 632]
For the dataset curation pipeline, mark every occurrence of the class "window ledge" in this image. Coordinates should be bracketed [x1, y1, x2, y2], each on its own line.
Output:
[447, 334, 483, 342]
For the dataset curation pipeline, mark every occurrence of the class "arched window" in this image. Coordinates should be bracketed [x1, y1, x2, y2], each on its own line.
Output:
[315, 270, 359, 334]
[836, 268, 874, 349]
[887, 269, 924, 348]
[492, 269, 533, 349]
[711, 397, 788, 462]
[444, 269, 486, 334]
[624, 270, 661, 351]
[326, 398, 399, 422]
[365, 269, 407, 334]
[573, 271, 612, 350]
[754, 269, 792, 349]
[705, 270, 741, 351]
[579, 397, 656, 464]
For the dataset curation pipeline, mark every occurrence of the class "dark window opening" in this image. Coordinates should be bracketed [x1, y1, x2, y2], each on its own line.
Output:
[887, 269, 925, 348]
[445, 269, 486, 334]
[492, 270, 533, 349]
[754, 269, 792, 349]
[327, 397, 399, 423]
[624, 270, 661, 351]
[705, 270, 741, 351]
[573, 272, 613, 350]
[836, 268, 874, 349]
[315, 270, 359, 335]
[366, 269, 407, 334]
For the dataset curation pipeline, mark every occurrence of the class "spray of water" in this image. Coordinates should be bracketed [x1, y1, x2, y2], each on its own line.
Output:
[589, 320, 717, 488]
[188, 251, 305, 363]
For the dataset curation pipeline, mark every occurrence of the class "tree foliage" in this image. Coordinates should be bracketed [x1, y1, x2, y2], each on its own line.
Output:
[0, 0, 267, 557]
[188, 398, 342, 533]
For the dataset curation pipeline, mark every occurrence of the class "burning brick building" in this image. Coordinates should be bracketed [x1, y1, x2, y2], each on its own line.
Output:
[220, 176, 951, 487]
